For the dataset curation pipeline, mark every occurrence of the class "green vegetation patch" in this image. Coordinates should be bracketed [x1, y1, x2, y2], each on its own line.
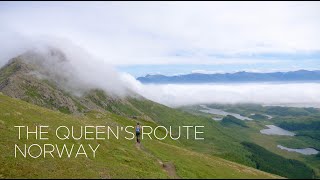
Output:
[221, 115, 248, 128]
[242, 142, 315, 179]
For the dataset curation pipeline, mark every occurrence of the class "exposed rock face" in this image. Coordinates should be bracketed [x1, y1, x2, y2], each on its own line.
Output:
[0, 56, 80, 114]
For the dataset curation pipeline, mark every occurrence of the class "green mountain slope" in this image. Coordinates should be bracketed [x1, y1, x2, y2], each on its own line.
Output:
[0, 49, 313, 178]
[127, 97, 316, 179]
[0, 93, 280, 179]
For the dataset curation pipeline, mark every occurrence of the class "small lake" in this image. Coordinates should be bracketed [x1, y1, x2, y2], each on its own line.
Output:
[199, 105, 253, 121]
[251, 113, 273, 119]
[212, 117, 223, 121]
[264, 114, 273, 119]
[260, 125, 295, 136]
[277, 145, 319, 155]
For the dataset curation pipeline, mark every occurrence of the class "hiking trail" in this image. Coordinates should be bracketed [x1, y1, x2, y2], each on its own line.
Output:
[135, 142, 180, 179]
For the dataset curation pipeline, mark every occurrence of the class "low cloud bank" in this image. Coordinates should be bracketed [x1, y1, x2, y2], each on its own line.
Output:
[1, 33, 319, 108]
[124, 79, 320, 108]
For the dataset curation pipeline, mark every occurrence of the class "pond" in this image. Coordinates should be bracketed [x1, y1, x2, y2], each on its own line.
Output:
[250, 113, 273, 119]
[277, 145, 319, 155]
[260, 125, 295, 136]
[199, 105, 253, 121]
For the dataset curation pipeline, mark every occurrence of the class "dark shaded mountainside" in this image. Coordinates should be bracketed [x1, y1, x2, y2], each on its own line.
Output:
[137, 70, 320, 84]
[0, 48, 316, 178]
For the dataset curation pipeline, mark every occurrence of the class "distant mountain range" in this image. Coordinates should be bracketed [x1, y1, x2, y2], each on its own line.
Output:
[137, 70, 320, 84]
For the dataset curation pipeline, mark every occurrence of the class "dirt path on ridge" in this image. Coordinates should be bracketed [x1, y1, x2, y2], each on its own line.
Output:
[135, 142, 180, 179]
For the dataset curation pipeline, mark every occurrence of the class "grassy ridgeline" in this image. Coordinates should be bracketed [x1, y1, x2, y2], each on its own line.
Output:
[0, 93, 279, 179]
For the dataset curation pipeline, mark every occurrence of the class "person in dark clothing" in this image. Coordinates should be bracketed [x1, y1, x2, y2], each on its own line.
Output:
[135, 122, 141, 143]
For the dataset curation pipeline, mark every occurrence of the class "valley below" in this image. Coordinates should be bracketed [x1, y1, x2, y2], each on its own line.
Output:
[180, 103, 320, 178]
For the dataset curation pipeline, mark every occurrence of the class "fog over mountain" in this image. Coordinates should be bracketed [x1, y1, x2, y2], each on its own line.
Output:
[0, 35, 133, 97]
[1, 35, 320, 108]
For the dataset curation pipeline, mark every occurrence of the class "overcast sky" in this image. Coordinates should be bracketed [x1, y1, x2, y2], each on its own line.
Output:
[1, 1, 320, 76]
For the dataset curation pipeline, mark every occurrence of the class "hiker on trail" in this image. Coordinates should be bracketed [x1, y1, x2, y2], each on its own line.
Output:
[136, 122, 141, 143]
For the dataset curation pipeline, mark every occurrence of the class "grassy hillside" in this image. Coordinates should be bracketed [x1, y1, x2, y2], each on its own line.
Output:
[127, 97, 257, 166]
[0, 93, 280, 178]
[128, 98, 319, 179]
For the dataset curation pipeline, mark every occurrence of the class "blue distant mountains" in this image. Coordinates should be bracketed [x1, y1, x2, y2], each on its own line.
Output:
[137, 70, 320, 84]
